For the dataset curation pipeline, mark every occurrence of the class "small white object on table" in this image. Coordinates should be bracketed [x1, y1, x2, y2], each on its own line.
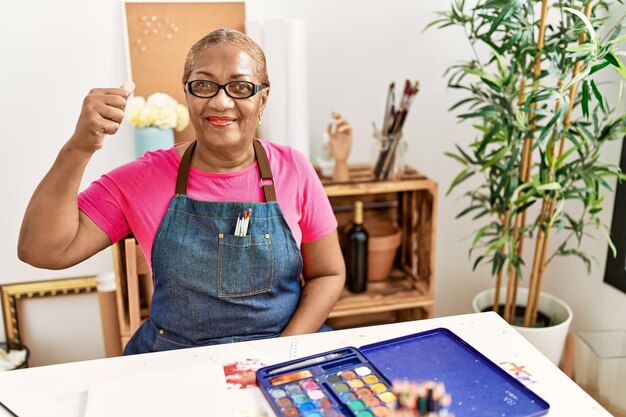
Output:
[0, 312, 610, 417]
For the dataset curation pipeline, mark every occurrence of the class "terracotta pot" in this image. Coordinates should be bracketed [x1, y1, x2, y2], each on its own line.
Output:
[364, 221, 402, 281]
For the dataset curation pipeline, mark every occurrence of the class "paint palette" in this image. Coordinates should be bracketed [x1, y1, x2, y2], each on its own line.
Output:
[257, 328, 550, 417]
[257, 347, 395, 417]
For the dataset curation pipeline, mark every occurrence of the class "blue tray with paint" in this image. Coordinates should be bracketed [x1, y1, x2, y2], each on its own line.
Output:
[256, 327, 550, 417]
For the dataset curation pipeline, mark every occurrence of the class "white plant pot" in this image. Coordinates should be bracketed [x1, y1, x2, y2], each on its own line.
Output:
[472, 287, 573, 365]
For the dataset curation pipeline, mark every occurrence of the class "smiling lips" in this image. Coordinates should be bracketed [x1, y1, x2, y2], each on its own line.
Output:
[206, 116, 236, 127]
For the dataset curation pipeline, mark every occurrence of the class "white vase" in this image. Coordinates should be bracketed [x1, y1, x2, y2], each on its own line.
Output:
[472, 287, 573, 365]
[133, 127, 174, 158]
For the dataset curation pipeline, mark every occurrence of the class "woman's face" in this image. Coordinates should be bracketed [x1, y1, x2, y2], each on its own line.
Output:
[185, 45, 268, 150]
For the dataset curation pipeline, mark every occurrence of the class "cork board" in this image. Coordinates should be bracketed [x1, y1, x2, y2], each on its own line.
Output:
[123, 2, 246, 141]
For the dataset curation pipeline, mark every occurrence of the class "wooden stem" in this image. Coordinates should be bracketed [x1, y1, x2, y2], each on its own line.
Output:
[526, 1, 592, 327]
[507, 0, 549, 322]
[524, 80, 565, 326]
[501, 78, 527, 322]
[523, 198, 549, 326]
[507, 77, 529, 322]
[494, 211, 511, 315]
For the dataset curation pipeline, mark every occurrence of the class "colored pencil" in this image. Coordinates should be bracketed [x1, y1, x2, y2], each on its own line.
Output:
[390, 380, 453, 417]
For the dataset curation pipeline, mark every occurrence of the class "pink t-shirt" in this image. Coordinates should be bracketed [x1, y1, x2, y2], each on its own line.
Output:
[78, 139, 337, 264]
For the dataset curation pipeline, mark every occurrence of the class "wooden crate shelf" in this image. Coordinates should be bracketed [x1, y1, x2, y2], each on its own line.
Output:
[320, 164, 438, 328]
[328, 269, 432, 318]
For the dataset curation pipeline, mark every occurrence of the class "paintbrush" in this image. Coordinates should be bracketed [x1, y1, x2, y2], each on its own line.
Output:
[382, 81, 395, 134]
[267, 350, 351, 375]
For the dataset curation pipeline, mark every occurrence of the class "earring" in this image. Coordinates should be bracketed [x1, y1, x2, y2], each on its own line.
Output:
[258, 114, 263, 126]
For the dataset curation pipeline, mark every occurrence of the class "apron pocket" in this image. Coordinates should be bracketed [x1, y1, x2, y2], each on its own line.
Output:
[217, 233, 274, 297]
[153, 328, 197, 352]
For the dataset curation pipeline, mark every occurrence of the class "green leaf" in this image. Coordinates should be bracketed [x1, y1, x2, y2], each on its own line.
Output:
[449, 97, 477, 112]
[606, 52, 626, 78]
[563, 7, 598, 48]
[557, 247, 592, 274]
[601, 225, 617, 258]
[537, 103, 566, 144]
[485, 235, 508, 255]
[444, 151, 469, 165]
[582, 80, 590, 118]
[592, 195, 605, 207]
[535, 182, 562, 192]
[472, 255, 486, 271]
[589, 60, 611, 75]
[608, 34, 626, 47]
[481, 146, 510, 172]
[491, 46, 508, 78]
[456, 204, 483, 218]
[532, 174, 540, 188]
[484, 3, 516, 38]
[514, 199, 536, 214]
[513, 262, 523, 281]
[514, 108, 528, 131]
[550, 197, 565, 227]
[565, 65, 592, 90]
[424, 17, 451, 32]
[455, 144, 476, 165]
[491, 253, 501, 277]
[447, 169, 474, 196]
[555, 145, 579, 168]
[464, 68, 502, 87]
[477, 122, 502, 154]
[472, 209, 491, 220]
[590, 79, 606, 113]
[472, 225, 491, 246]
[565, 43, 596, 53]
[494, 146, 520, 201]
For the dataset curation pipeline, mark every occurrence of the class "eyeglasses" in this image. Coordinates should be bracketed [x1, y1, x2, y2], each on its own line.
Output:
[185, 80, 268, 99]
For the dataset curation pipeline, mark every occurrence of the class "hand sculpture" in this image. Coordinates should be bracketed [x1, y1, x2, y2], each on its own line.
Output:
[326, 112, 352, 182]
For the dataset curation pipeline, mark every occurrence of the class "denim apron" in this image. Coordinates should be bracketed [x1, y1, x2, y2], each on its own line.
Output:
[124, 140, 303, 354]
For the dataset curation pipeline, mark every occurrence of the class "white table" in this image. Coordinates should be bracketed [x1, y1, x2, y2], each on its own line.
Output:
[0, 312, 610, 417]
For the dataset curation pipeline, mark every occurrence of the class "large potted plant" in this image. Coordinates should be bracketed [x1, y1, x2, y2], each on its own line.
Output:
[430, 0, 626, 364]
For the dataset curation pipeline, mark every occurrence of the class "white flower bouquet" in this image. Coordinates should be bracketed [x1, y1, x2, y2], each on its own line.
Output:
[126, 92, 190, 132]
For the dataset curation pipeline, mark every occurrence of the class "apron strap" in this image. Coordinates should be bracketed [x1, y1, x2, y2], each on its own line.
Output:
[175, 140, 197, 195]
[175, 140, 276, 202]
[253, 139, 277, 202]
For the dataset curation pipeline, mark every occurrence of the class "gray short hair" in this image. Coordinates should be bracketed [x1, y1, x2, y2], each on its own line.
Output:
[182, 28, 269, 87]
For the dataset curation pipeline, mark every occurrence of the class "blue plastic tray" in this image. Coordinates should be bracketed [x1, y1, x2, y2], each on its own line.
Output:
[256, 327, 550, 417]
[360, 328, 549, 417]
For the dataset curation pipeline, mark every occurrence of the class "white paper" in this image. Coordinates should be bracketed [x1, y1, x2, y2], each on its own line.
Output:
[84, 363, 229, 417]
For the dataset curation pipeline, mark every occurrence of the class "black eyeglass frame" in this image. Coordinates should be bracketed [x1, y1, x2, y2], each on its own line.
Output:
[185, 80, 268, 99]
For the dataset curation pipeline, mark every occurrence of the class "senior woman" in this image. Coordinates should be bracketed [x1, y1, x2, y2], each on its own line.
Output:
[18, 28, 345, 355]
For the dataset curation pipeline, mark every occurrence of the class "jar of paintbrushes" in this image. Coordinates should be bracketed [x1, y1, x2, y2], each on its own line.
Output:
[372, 80, 419, 180]
[372, 128, 407, 180]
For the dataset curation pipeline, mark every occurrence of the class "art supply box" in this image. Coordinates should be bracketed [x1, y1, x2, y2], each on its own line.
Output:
[256, 328, 549, 417]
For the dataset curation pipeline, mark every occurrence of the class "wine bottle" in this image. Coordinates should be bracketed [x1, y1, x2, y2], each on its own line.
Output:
[347, 201, 368, 293]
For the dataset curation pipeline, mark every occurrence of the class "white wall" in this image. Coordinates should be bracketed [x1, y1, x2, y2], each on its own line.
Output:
[1, 0, 625, 365]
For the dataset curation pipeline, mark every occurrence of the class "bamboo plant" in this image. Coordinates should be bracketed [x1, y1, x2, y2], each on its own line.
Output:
[430, 0, 626, 327]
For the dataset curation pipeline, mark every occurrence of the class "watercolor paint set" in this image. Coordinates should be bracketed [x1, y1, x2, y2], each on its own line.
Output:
[256, 328, 550, 417]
